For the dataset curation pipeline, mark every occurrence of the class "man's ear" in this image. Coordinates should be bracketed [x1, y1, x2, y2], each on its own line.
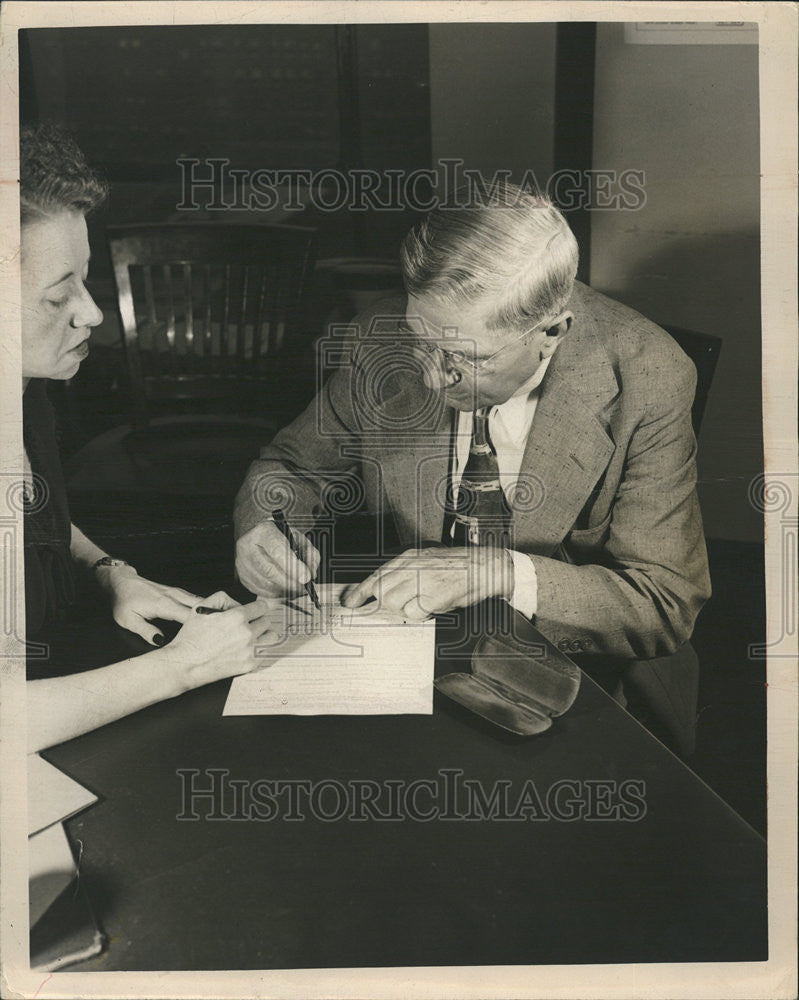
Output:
[539, 311, 573, 358]
[547, 311, 573, 337]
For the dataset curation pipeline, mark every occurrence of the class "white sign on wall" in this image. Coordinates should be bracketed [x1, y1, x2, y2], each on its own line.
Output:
[624, 22, 758, 45]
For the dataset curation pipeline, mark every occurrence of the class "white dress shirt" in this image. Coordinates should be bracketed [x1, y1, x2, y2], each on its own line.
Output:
[450, 355, 553, 619]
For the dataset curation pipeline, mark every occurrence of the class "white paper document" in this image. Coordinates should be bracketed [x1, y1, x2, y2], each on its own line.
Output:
[27, 754, 98, 837]
[28, 822, 76, 927]
[223, 584, 436, 716]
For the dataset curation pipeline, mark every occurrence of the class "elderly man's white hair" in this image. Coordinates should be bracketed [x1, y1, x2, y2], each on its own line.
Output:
[401, 181, 579, 335]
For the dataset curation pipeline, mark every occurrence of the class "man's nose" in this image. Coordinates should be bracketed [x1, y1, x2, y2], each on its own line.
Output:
[422, 361, 461, 391]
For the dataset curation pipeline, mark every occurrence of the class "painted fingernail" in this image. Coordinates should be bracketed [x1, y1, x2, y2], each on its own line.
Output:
[153, 634, 165, 646]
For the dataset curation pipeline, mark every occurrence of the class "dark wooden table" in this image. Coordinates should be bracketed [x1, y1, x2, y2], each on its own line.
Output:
[38, 604, 767, 971]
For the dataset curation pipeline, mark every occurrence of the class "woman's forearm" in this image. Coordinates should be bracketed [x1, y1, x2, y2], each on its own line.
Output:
[69, 523, 109, 572]
[27, 647, 185, 754]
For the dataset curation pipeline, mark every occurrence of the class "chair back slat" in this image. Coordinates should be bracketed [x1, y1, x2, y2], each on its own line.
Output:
[220, 274, 228, 363]
[142, 264, 158, 330]
[202, 264, 213, 362]
[274, 289, 287, 351]
[264, 264, 281, 355]
[107, 223, 318, 425]
[114, 257, 148, 428]
[236, 265, 250, 370]
[137, 264, 162, 385]
[183, 264, 194, 358]
[162, 264, 177, 365]
[253, 269, 268, 360]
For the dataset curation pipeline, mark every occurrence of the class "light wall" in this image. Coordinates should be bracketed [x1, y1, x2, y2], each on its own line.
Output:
[591, 23, 762, 542]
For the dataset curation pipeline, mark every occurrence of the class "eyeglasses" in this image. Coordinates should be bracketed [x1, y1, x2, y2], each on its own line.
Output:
[401, 318, 547, 377]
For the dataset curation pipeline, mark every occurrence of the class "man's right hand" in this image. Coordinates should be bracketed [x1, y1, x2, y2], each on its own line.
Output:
[235, 520, 321, 598]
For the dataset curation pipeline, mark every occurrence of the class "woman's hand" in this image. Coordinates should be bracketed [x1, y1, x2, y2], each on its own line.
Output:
[27, 591, 279, 753]
[161, 590, 278, 692]
[95, 565, 202, 645]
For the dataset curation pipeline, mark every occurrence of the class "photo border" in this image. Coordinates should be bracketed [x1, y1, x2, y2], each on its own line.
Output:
[1, 2, 796, 998]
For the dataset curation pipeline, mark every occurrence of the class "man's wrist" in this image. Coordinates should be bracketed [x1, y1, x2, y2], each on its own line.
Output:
[505, 549, 538, 619]
[494, 548, 515, 602]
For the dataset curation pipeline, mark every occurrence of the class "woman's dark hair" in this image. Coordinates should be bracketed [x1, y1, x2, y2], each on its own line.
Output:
[20, 122, 108, 226]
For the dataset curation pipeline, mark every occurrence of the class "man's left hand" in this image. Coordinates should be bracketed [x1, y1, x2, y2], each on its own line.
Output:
[340, 546, 514, 621]
[96, 565, 201, 645]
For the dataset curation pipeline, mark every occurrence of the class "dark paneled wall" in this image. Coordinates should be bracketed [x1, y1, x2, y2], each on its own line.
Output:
[21, 24, 429, 179]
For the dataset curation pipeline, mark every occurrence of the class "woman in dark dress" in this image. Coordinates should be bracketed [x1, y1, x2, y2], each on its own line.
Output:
[21, 123, 273, 752]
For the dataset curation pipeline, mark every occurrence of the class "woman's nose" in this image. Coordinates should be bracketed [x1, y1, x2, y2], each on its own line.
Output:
[72, 286, 103, 329]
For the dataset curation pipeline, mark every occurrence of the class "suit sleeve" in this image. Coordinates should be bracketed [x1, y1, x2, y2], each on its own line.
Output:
[529, 358, 711, 659]
[233, 361, 362, 539]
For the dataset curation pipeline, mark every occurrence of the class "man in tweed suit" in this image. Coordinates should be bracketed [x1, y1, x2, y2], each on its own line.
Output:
[234, 183, 711, 755]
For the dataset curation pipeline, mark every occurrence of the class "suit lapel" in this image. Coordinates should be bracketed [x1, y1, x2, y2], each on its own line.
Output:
[510, 296, 619, 554]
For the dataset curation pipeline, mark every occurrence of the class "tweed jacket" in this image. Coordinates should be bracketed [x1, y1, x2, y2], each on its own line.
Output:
[234, 281, 711, 660]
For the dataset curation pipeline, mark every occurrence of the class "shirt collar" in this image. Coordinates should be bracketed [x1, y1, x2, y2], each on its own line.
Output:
[482, 354, 552, 443]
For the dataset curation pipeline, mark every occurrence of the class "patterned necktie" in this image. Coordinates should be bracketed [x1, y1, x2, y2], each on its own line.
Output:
[446, 408, 511, 547]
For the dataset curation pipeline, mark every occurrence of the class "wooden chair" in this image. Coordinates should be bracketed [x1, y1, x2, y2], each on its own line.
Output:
[663, 326, 723, 435]
[619, 324, 722, 758]
[66, 223, 317, 504]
